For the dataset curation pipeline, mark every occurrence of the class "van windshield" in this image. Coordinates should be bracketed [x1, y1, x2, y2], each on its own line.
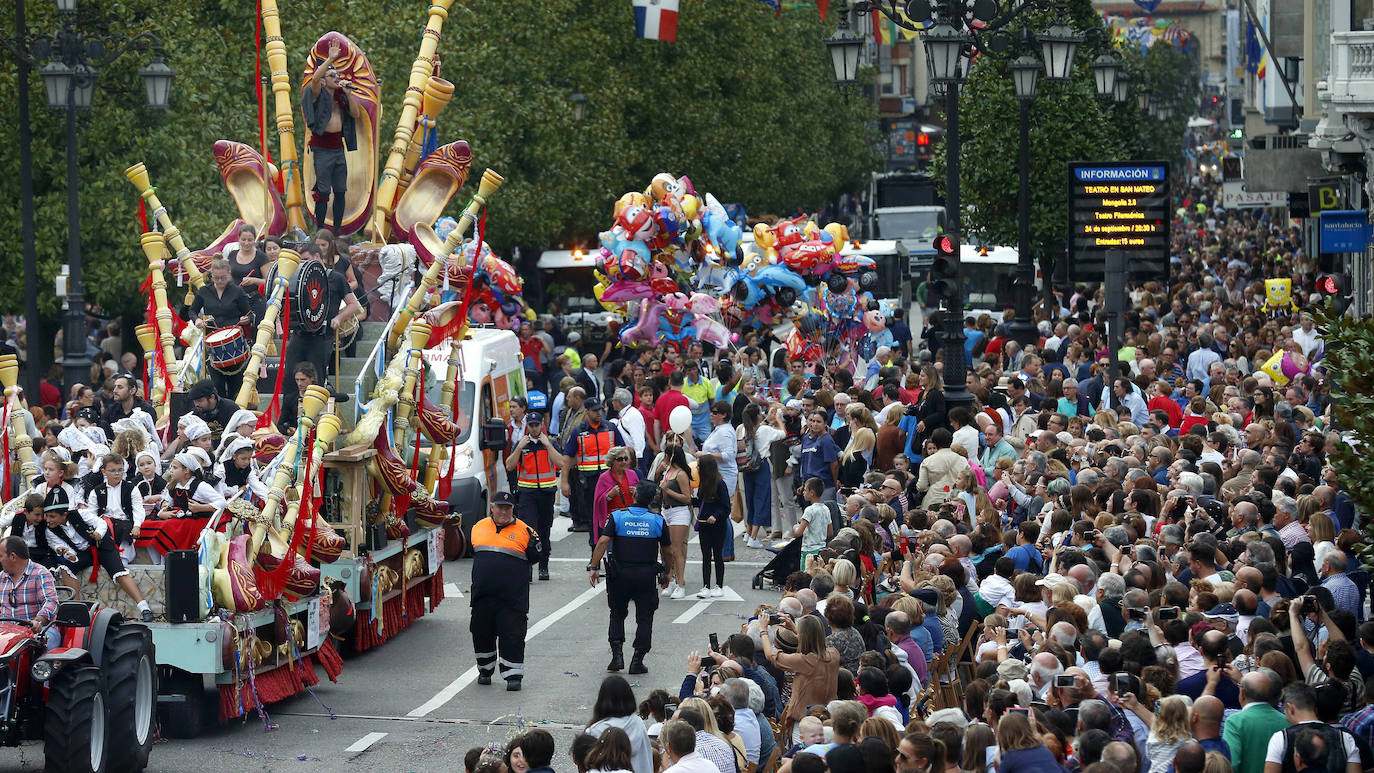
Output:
[875, 210, 943, 241]
[424, 378, 476, 445]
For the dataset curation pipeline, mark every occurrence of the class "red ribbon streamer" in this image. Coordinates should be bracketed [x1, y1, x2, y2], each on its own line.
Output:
[256, 287, 290, 431]
[137, 199, 149, 234]
[0, 401, 11, 502]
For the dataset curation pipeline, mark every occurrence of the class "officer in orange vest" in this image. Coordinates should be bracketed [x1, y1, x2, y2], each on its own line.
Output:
[560, 397, 623, 540]
[469, 491, 546, 691]
[504, 411, 563, 582]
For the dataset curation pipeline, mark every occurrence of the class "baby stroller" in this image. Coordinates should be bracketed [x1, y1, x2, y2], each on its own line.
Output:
[752, 537, 800, 590]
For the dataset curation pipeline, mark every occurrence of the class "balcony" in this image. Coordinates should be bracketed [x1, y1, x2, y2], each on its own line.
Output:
[1327, 31, 1374, 115]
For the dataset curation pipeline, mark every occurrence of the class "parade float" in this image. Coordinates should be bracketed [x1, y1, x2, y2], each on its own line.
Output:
[0, 0, 539, 736]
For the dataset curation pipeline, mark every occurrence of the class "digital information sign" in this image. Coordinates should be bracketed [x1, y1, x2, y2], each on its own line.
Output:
[1068, 161, 1170, 283]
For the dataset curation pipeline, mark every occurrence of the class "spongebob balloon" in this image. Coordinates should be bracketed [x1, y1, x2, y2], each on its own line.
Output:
[1261, 278, 1298, 314]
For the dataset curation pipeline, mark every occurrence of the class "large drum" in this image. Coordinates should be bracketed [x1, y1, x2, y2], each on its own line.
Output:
[206, 326, 249, 374]
[264, 258, 331, 335]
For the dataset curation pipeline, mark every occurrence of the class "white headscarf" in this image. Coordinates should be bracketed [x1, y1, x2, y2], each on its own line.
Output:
[180, 416, 211, 441]
[134, 449, 162, 476]
[173, 452, 200, 472]
[215, 409, 258, 458]
[219, 436, 255, 462]
[57, 426, 91, 454]
[187, 447, 212, 472]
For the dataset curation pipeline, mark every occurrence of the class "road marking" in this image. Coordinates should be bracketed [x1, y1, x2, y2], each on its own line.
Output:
[672, 586, 744, 624]
[445, 583, 463, 598]
[407, 583, 607, 718]
[345, 732, 387, 754]
[550, 519, 571, 543]
[546, 557, 770, 568]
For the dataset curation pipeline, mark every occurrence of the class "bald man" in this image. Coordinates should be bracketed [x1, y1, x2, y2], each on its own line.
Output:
[1228, 501, 1260, 539]
[949, 534, 979, 594]
[1029, 651, 1065, 700]
[1177, 695, 1230, 768]
[1234, 589, 1259, 641]
[1225, 670, 1289, 773]
[1172, 741, 1206, 773]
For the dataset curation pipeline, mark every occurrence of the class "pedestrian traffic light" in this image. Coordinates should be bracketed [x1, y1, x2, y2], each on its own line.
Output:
[1318, 272, 1353, 314]
[928, 235, 959, 311]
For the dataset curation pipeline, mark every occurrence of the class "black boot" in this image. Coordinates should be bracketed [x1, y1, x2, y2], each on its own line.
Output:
[607, 645, 624, 672]
[628, 652, 647, 675]
[506, 676, 522, 692]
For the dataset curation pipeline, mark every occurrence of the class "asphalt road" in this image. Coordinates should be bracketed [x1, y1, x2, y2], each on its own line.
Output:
[0, 519, 790, 773]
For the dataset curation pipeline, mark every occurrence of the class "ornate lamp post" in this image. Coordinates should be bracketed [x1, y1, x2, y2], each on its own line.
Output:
[6, 0, 173, 395]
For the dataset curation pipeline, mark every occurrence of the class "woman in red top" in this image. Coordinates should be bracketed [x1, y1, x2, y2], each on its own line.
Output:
[1179, 395, 1211, 436]
[592, 447, 640, 543]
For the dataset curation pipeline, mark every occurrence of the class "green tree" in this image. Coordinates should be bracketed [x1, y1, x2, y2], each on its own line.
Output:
[0, 0, 879, 364]
[1311, 303, 1374, 568]
[931, 0, 1126, 287]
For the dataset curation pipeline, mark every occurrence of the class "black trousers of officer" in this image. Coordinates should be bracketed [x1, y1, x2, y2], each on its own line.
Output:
[285, 330, 336, 389]
[516, 487, 556, 571]
[471, 596, 528, 681]
[607, 565, 659, 655]
[571, 471, 599, 535]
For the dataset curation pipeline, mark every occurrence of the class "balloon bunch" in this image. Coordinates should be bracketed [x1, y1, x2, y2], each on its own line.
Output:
[591, 171, 892, 361]
[441, 238, 532, 330]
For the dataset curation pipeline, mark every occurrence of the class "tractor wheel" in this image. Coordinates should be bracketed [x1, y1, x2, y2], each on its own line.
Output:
[103, 624, 156, 771]
[44, 665, 108, 773]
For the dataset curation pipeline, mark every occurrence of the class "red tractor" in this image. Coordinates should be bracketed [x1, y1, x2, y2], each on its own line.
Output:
[0, 587, 155, 773]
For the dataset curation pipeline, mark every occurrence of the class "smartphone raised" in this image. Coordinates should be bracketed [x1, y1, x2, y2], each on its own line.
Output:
[1113, 673, 1132, 695]
[1158, 606, 1180, 621]
[709, 633, 720, 652]
[1127, 608, 1147, 621]
[1054, 674, 1075, 688]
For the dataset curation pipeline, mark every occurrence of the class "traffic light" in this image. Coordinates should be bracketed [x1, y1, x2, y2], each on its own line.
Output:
[928, 235, 959, 311]
[1318, 272, 1353, 315]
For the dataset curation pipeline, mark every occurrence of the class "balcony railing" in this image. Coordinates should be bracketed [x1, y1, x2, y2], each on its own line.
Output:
[1328, 31, 1374, 114]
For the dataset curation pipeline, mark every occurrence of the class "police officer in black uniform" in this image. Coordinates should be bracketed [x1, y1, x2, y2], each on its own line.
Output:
[469, 491, 547, 691]
[587, 481, 671, 675]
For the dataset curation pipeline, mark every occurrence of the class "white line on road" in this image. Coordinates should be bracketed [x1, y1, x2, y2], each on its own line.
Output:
[345, 732, 387, 754]
[445, 583, 463, 597]
[407, 583, 607, 718]
[673, 601, 711, 624]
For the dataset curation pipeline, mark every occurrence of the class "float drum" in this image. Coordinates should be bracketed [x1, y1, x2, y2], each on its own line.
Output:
[292, 259, 330, 335]
[206, 327, 250, 374]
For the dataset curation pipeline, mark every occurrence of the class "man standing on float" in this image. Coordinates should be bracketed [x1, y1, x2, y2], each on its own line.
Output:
[302, 41, 359, 235]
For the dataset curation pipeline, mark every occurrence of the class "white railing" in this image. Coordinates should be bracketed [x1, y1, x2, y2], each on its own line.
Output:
[1328, 31, 1374, 112]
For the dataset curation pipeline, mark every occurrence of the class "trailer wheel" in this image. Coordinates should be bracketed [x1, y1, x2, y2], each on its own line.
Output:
[157, 669, 205, 739]
[103, 624, 156, 771]
[45, 666, 108, 773]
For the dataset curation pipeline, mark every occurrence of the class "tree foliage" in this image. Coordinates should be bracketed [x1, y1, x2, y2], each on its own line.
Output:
[0, 0, 879, 343]
[929, 0, 1199, 280]
[1311, 303, 1374, 568]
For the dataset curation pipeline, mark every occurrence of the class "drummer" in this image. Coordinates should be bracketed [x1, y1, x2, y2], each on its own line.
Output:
[315, 229, 367, 356]
[283, 241, 359, 394]
[189, 259, 255, 399]
[223, 223, 267, 320]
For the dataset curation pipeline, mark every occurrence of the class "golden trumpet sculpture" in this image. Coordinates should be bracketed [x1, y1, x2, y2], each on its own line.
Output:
[133, 324, 164, 413]
[423, 338, 462, 491]
[392, 320, 432, 453]
[0, 355, 39, 482]
[259, 0, 309, 233]
[125, 163, 206, 301]
[366, 0, 456, 242]
[138, 231, 184, 404]
[387, 168, 504, 351]
[395, 76, 456, 201]
[249, 384, 330, 561]
[234, 249, 301, 409]
[281, 413, 342, 538]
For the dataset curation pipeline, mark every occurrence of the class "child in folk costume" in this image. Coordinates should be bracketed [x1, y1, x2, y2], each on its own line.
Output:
[56, 425, 108, 497]
[33, 452, 154, 620]
[9, 493, 54, 567]
[133, 450, 167, 516]
[79, 452, 146, 563]
[214, 437, 269, 504]
[186, 446, 221, 490]
[160, 414, 214, 464]
[136, 452, 227, 560]
[43, 486, 154, 621]
[215, 409, 258, 458]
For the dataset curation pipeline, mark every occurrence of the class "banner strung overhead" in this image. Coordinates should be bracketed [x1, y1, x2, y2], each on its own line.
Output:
[1102, 14, 1193, 54]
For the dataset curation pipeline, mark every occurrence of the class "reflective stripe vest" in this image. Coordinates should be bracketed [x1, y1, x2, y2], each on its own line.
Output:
[471, 517, 532, 561]
[574, 426, 616, 472]
[517, 447, 558, 489]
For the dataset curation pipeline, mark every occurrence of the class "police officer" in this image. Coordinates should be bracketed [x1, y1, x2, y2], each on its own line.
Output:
[504, 411, 563, 581]
[469, 491, 547, 691]
[588, 481, 671, 675]
[560, 397, 623, 538]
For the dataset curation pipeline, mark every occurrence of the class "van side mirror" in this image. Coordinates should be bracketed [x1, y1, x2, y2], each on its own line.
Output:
[479, 420, 507, 451]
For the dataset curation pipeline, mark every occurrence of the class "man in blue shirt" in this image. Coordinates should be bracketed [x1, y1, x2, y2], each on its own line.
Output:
[798, 411, 840, 501]
[1005, 522, 1044, 573]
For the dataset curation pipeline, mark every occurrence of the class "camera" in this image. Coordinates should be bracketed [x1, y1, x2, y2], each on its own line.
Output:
[1158, 607, 1180, 621]
[1055, 674, 1075, 688]
[1127, 608, 1147, 621]
[769, 614, 782, 625]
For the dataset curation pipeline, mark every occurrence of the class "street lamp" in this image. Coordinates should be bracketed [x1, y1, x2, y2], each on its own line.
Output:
[7, 0, 171, 396]
[1038, 20, 1083, 82]
[1006, 53, 1041, 347]
[1092, 53, 1121, 98]
[570, 90, 587, 122]
[1137, 85, 1153, 113]
[825, 10, 865, 86]
[924, 23, 968, 84]
[1113, 72, 1130, 103]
